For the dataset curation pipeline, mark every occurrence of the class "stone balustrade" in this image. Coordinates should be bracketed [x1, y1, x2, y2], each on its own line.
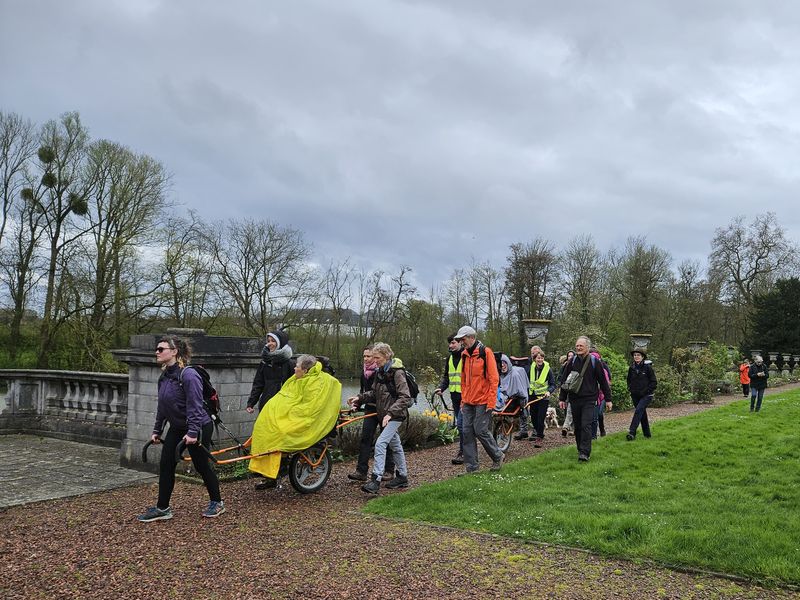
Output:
[0, 369, 129, 447]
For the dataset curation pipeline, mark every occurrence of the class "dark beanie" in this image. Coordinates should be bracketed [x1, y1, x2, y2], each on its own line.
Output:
[268, 330, 289, 349]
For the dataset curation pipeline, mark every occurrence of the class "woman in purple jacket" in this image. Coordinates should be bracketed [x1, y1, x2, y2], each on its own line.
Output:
[137, 336, 224, 522]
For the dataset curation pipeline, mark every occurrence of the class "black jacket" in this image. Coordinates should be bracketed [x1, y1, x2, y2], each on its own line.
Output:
[748, 362, 769, 390]
[558, 354, 612, 403]
[627, 361, 657, 398]
[247, 353, 295, 410]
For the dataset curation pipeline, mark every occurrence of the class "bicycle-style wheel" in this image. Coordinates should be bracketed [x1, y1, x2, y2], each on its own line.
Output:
[494, 418, 513, 453]
[288, 445, 332, 494]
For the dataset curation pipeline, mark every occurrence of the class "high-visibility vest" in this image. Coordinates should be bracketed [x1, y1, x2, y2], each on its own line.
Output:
[448, 355, 463, 393]
[529, 361, 551, 396]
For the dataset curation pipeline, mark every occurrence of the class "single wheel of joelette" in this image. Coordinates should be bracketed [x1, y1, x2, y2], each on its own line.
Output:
[288, 445, 332, 494]
[494, 418, 513, 453]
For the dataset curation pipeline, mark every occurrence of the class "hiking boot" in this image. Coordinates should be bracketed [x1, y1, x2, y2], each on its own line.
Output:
[385, 474, 409, 489]
[561, 429, 568, 437]
[451, 453, 464, 465]
[599, 428, 606, 437]
[202, 500, 225, 518]
[361, 474, 381, 495]
[137, 506, 173, 523]
[381, 471, 395, 482]
[578, 454, 589, 462]
[255, 478, 278, 489]
[347, 471, 368, 482]
[626, 433, 635, 441]
[513, 431, 528, 441]
[490, 453, 505, 471]
[533, 437, 543, 448]
[458, 468, 479, 477]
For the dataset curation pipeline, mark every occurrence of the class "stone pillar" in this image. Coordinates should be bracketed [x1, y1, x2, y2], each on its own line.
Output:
[112, 329, 263, 472]
[794, 355, 800, 375]
[781, 353, 791, 377]
[768, 352, 779, 375]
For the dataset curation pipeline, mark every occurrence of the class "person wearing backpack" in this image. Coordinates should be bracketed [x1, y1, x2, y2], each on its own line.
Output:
[348, 342, 413, 494]
[455, 325, 504, 474]
[558, 335, 612, 462]
[590, 348, 613, 439]
[246, 330, 295, 489]
[347, 344, 396, 482]
[434, 334, 465, 464]
[137, 336, 224, 522]
[626, 349, 657, 440]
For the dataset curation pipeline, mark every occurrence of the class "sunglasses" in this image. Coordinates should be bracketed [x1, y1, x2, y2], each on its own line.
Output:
[155, 346, 173, 353]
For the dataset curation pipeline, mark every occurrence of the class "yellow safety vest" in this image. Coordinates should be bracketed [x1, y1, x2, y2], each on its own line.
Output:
[529, 361, 551, 396]
[448, 355, 462, 393]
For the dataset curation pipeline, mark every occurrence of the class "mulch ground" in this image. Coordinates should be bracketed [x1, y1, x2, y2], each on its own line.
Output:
[2, 387, 798, 599]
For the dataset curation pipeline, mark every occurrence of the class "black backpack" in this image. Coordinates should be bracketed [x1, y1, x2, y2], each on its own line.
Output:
[386, 367, 420, 404]
[179, 365, 221, 421]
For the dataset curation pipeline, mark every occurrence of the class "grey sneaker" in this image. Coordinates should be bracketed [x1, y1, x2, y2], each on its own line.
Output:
[202, 500, 225, 518]
[137, 506, 173, 522]
[385, 474, 409, 489]
[490, 452, 505, 471]
[361, 474, 381, 495]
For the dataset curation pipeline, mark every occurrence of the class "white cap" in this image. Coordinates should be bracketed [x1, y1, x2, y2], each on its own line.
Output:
[454, 325, 477, 340]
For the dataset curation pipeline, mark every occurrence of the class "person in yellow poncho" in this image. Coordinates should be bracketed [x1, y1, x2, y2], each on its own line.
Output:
[249, 355, 342, 484]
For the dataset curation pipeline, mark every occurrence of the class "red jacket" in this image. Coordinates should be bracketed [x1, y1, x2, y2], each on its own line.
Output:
[460, 342, 499, 409]
[739, 363, 750, 384]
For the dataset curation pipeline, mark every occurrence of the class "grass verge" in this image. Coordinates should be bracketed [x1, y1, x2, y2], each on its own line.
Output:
[364, 391, 800, 585]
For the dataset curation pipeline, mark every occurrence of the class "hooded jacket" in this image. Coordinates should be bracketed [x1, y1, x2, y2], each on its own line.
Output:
[499, 354, 530, 403]
[627, 359, 657, 398]
[749, 361, 769, 390]
[357, 357, 413, 421]
[153, 363, 210, 438]
[248, 343, 295, 410]
[460, 341, 500, 409]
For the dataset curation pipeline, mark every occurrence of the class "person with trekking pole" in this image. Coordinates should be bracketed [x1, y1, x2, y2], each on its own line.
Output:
[137, 335, 224, 522]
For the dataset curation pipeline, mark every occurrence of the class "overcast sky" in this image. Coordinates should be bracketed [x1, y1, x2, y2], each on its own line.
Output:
[2, 1, 799, 293]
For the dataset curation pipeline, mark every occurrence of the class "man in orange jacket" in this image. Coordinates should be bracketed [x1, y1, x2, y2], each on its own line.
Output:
[454, 325, 504, 474]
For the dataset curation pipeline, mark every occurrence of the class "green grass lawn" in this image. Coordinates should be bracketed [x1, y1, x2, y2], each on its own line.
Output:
[365, 390, 800, 585]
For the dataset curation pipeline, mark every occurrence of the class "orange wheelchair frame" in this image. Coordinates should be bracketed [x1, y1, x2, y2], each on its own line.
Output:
[142, 409, 376, 494]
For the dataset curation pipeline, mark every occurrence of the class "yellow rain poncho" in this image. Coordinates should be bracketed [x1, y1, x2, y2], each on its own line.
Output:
[249, 361, 342, 479]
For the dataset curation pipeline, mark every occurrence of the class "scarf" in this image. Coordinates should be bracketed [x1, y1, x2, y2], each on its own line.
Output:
[261, 344, 293, 363]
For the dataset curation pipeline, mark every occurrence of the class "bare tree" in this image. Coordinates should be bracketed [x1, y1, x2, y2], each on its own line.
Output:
[0, 111, 36, 247]
[709, 213, 798, 336]
[206, 218, 314, 336]
[607, 236, 672, 333]
[505, 239, 561, 349]
[26, 113, 95, 367]
[321, 258, 354, 364]
[561, 234, 602, 326]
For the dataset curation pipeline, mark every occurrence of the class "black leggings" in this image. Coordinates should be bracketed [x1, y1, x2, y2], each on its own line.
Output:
[158, 422, 220, 509]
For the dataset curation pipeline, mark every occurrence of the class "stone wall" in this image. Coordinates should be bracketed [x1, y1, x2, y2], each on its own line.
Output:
[0, 370, 129, 447]
[112, 329, 263, 472]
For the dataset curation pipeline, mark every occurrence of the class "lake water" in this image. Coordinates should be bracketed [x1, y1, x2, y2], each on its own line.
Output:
[339, 380, 425, 412]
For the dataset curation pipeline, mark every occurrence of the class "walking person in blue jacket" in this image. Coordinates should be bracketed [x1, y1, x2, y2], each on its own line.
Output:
[626, 349, 658, 440]
[137, 336, 224, 522]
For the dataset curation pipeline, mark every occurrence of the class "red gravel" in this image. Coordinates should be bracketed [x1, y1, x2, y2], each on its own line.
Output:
[2, 387, 797, 599]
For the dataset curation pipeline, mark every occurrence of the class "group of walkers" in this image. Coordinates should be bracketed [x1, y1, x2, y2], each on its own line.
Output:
[738, 356, 769, 412]
[136, 328, 663, 521]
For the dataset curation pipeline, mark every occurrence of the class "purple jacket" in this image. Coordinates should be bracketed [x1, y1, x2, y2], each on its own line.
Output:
[153, 364, 210, 438]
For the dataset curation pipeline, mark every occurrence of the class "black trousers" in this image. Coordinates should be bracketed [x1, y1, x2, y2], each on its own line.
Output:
[570, 397, 595, 457]
[158, 421, 220, 509]
[531, 396, 549, 439]
[355, 412, 395, 475]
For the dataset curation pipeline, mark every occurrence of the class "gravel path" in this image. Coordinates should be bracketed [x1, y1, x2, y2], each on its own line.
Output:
[2, 386, 798, 599]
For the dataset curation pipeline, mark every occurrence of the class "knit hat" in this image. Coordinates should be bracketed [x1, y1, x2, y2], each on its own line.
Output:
[267, 330, 289, 349]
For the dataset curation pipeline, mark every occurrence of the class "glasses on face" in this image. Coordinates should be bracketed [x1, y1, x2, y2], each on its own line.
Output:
[155, 346, 173, 353]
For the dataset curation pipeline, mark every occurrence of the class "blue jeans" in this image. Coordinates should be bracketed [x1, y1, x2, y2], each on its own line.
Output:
[591, 400, 605, 439]
[372, 420, 407, 478]
[355, 412, 395, 475]
[750, 387, 765, 411]
[629, 395, 652, 437]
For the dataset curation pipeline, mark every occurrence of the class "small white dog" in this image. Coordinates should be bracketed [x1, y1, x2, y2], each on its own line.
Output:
[544, 406, 560, 429]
